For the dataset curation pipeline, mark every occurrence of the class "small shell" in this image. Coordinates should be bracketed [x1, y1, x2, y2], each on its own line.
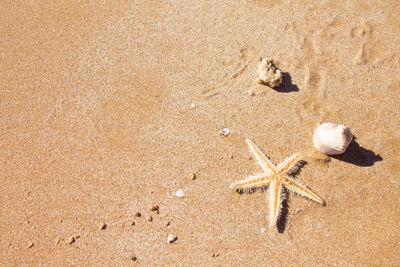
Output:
[313, 123, 353, 155]
[256, 58, 282, 88]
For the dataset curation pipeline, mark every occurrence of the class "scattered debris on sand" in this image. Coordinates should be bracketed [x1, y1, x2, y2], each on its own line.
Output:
[149, 205, 159, 214]
[219, 128, 230, 136]
[256, 58, 282, 88]
[167, 234, 177, 244]
[248, 88, 256, 96]
[176, 189, 185, 198]
[100, 223, 107, 230]
[68, 237, 75, 245]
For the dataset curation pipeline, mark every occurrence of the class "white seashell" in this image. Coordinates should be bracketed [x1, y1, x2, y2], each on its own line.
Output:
[256, 58, 282, 88]
[313, 123, 353, 155]
[175, 189, 185, 198]
[219, 128, 230, 136]
[167, 233, 177, 244]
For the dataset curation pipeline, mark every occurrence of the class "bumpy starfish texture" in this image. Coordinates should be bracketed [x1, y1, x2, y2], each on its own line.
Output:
[230, 139, 325, 228]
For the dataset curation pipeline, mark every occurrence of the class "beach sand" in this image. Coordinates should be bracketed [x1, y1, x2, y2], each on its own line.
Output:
[1, 0, 399, 265]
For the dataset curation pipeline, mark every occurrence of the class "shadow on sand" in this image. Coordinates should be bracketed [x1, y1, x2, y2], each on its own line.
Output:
[277, 191, 289, 233]
[331, 138, 382, 167]
[273, 72, 299, 93]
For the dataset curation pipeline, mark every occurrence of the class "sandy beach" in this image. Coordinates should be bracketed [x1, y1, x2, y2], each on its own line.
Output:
[1, 0, 399, 265]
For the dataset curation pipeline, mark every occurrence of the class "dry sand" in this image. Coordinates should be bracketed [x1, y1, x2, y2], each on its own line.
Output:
[1, 0, 399, 265]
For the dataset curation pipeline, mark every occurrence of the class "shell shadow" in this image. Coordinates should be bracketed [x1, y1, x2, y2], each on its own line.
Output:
[330, 138, 382, 167]
[273, 72, 299, 93]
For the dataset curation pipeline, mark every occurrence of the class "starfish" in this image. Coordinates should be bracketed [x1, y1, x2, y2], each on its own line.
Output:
[230, 139, 325, 228]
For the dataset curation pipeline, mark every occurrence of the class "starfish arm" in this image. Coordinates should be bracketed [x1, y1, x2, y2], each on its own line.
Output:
[276, 153, 302, 175]
[282, 176, 325, 205]
[268, 180, 285, 228]
[230, 173, 270, 190]
[246, 139, 276, 173]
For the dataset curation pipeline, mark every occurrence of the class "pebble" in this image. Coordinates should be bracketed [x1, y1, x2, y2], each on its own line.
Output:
[260, 227, 267, 233]
[146, 216, 153, 222]
[100, 223, 107, 230]
[191, 173, 197, 180]
[26, 242, 34, 249]
[149, 205, 159, 214]
[190, 103, 196, 108]
[68, 237, 75, 245]
[165, 221, 171, 227]
[219, 128, 230, 136]
[134, 212, 141, 217]
[167, 234, 177, 244]
[176, 189, 185, 198]
[212, 253, 220, 257]
[131, 221, 136, 226]
[131, 256, 137, 261]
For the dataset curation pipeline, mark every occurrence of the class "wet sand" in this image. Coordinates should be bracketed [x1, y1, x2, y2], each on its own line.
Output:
[1, 1, 399, 265]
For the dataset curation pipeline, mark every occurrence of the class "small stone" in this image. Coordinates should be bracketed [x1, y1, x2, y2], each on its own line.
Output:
[149, 205, 159, 213]
[134, 212, 141, 217]
[190, 103, 196, 108]
[212, 253, 220, 257]
[131, 221, 136, 226]
[191, 173, 197, 180]
[26, 242, 34, 249]
[165, 221, 171, 227]
[167, 234, 177, 244]
[146, 216, 153, 222]
[131, 256, 137, 261]
[219, 128, 230, 136]
[228, 153, 234, 159]
[248, 89, 256, 96]
[100, 223, 107, 230]
[256, 58, 282, 88]
[260, 227, 267, 233]
[68, 237, 75, 245]
[55, 237, 60, 246]
[175, 189, 185, 198]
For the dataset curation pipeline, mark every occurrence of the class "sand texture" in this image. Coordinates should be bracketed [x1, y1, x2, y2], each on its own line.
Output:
[1, 0, 400, 266]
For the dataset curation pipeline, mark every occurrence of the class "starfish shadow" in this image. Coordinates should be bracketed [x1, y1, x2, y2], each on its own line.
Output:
[277, 188, 289, 233]
[330, 138, 382, 167]
[235, 186, 268, 195]
[235, 186, 290, 233]
[287, 160, 307, 177]
[273, 72, 299, 93]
